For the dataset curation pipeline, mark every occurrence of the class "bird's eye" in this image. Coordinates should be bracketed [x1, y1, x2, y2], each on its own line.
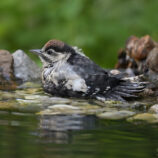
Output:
[47, 50, 52, 55]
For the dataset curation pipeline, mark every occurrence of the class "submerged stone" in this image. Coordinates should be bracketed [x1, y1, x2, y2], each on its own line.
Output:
[40, 96, 72, 105]
[127, 113, 158, 123]
[38, 103, 101, 115]
[149, 104, 158, 114]
[17, 82, 42, 89]
[0, 101, 18, 110]
[0, 80, 157, 122]
[48, 104, 80, 110]
[130, 102, 149, 111]
[38, 104, 81, 115]
[0, 91, 22, 101]
[97, 110, 135, 120]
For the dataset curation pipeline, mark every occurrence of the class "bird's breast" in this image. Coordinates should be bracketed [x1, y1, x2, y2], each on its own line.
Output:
[42, 63, 88, 93]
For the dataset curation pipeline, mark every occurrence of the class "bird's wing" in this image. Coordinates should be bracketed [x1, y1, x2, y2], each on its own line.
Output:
[67, 54, 119, 90]
[67, 54, 144, 101]
[67, 53, 107, 76]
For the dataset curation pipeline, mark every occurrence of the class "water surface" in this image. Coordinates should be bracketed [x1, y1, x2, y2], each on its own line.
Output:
[0, 111, 158, 158]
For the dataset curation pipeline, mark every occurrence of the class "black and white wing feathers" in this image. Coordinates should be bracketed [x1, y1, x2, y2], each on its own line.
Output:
[68, 53, 144, 101]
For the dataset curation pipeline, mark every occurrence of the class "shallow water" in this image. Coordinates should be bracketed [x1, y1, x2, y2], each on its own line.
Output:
[0, 84, 158, 158]
[0, 111, 158, 158]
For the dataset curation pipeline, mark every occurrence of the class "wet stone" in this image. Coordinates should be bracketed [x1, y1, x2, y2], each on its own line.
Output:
[130, 102, 149, 111]
[40, 96, 72, 105]
[146, 48, 158, 73]
[0, 81, 157, 122]
[13, 50, 41, 82]
[38, 104, 82, 115]
[0, 100, 40, 113]
[93, 100, 122, 107]
[38, 103, 101, 115]
[0, 50, 16, 90]
[115, 35, 158, 76]
[17, 82, 42, 89]
[0, 91, 22, 101]
[127, 113, 158, 124]
[15, 87, 43, 96]
[0, 101, 18, 110]
[149, 104, 158, 114]
[97, 110, 136, 120]
[127, 35, 155, 61]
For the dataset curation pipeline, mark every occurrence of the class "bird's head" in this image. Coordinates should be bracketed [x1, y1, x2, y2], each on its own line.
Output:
[30, 39, 75, 67]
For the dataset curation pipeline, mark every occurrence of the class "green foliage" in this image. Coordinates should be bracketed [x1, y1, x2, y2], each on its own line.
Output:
[0, 0, 158, 67]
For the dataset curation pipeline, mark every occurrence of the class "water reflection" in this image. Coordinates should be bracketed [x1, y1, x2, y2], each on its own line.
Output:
[0, 111, 158, 158]
[39, 114, 97, 144]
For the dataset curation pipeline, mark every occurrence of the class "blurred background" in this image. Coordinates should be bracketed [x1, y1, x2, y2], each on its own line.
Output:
[0, 0, 158, 68]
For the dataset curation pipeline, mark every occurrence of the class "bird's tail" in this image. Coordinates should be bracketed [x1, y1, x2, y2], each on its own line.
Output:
[104, 78, 146, 101]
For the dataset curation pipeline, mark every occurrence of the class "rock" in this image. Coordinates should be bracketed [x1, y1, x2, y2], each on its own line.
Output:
[0, 99, 41, 112]
[38, 103, 101, 115]
[49, 104, 80, 110]
[17, 82, 41, 89]
[126, 35, 155, 61]
[149, 104, 158, 114]
[110, 69, 121, 75]
[115, 48, 130, 69]
[0, 50, 16, 90]
[97, 110, 135, 120]
[16, 87, 43, 95]
[125, 36, 139, 54]
[40, 96, 72, 105]
[24, 94, 45, 100]
[0, 90, 21, 101]
[141, 72, 158, 96]
[146, 48, 158, 73]
[38, 104, 82, 115]
[13, 50, 41, 82]
[0, 101, 18, 110]
[115, 35, 158, 76]
[142, 88, 155, 96]
[125, 68, 135, 77]
[145, 70, 158, 82]
[130, 102, 149, 111]
[127, 113, 158, 123]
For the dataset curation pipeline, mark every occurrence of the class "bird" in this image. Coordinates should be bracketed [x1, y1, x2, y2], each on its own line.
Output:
[30, 39, 145, 102]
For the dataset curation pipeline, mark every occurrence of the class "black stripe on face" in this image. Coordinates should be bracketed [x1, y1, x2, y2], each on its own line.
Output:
[41, 54, 52, 63]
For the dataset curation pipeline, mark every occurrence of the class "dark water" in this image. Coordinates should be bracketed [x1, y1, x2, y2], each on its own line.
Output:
[0, 111, 158, 158]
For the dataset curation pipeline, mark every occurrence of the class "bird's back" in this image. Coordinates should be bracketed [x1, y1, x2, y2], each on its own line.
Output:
[67, 53, 121, 92]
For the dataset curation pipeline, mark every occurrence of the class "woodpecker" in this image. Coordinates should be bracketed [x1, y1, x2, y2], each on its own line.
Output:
[30, 40, 144, 101]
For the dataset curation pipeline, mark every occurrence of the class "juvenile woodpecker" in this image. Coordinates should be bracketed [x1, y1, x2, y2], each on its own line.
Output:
[30, 40, 144, 101]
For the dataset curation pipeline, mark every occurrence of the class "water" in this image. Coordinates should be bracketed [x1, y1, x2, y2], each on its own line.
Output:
[0, 111, 158, 158]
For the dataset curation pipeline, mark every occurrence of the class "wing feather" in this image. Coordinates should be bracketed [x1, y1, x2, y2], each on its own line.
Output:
[67, 53, 144, 100]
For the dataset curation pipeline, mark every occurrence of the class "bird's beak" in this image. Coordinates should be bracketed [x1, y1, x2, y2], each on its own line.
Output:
[29, 49, 42, 56]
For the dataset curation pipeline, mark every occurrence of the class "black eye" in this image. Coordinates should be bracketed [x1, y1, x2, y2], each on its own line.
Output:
[47, 50, 52, 55]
